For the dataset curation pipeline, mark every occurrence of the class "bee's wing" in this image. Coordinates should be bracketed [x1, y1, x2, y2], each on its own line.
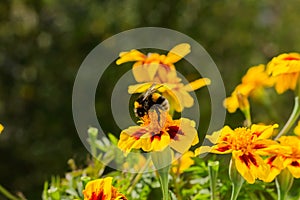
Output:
[148, 104, 168, 130]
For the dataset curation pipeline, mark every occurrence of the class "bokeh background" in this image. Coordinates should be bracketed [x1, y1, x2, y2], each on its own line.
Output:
[1, 0, 300, 199]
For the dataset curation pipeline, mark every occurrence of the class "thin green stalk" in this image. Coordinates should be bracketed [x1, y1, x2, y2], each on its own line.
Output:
[0, 184, 21, 200]
[275, 96, 300, 140]
[275, 168, 294, 200]
[158, 169, 169, 200]
[208, 161, 219, 200]
[171, 159, 183, 200]
[151, 147, 172, 200]
[242, 107, 252, 127]
[229, 159, 244, 200]
[230, 182, 243, 200]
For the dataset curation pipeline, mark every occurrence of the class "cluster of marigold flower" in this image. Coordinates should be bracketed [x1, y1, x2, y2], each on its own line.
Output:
[82, 43, 211, 199]
[68, 45, 300, 199]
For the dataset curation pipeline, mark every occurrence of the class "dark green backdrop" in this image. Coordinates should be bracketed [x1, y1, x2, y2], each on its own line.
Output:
[0, 0, 300, 199]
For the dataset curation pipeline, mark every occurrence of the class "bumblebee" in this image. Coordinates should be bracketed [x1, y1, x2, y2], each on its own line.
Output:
[134, 84, 169, 118]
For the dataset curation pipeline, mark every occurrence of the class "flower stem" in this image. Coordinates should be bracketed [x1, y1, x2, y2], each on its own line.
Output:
[229, 159, 244, 200]
[0, 184, 22, 200]
[151, 147, 172, 200]
[208, 161, 219, 200]
[275, 168, 294, 200]
[158, 169, 169, 200]
[275, 96, 300, 140]
[242, 107, 252, 127]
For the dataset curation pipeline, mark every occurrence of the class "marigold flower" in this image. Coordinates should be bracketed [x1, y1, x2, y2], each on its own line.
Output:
[172, 151, 195, 174]
[116, 43, 190, 83]
[0, 123, 3, 134]
[118, 108, 199, 155]
[265, 136, 300, 182]
[224, 64, 274, 113]
[195, 124, 279, 183]
[83, 177, 127, 200]
[117, 43, 210, 112]
[267, 52, 300, 94]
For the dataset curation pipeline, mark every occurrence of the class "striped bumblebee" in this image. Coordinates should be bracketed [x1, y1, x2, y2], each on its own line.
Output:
[134, 84, 169, 118]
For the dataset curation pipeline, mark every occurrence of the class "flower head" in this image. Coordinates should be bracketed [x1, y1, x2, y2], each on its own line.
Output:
[116, 43, 190, 83]
[267, 52, 300, 94]
[265, 136, 300, 181]
[83, 177, 127, 200]
[196, 124, 279, 183]
[118, 107, 199, 155]
[224, 64, 274, 113]
[117, 44, 211, 112]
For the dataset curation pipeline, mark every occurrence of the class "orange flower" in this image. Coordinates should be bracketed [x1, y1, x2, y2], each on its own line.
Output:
[196, 124, 280, 183]
[267, 52, 300, 94]
[118, 108, 199, 155]
[116, 43, 190, 83]
[83, 177, 127, 200]
[265, 136, 300, 182]
[224, 64, 274, 113]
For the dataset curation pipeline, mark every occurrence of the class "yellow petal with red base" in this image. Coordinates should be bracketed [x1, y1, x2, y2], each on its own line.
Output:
[233, 151, 270, 184]
[83, 177, 127, 200]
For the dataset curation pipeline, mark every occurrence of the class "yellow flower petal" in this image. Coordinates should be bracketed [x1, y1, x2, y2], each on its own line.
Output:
[233, 151, 270, 184]
[206, 125, 233, 144]
[164, 43, 191, 64]
[223, 95, 239, 113]
[250, 124, 278, 139]
[264, 156, 284, 182]
[128, 83, 153, 94]
[142, 132, 170, 152]
[183, 78, 211, 92]
[267, 53, 300, 94]
[132, 61, 159, 82]
[274, 73, 299, 94]
[118, 127, 148, 154]
[116, 49, 146, 65]
[267, 53, 300, 76]
[287, 161, 300, 178]
[194, 146, 212, 156]
[169, 118, 198, 153]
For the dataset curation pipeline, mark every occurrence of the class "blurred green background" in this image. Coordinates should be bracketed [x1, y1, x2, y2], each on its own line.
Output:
[1, 0, 300, 199]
